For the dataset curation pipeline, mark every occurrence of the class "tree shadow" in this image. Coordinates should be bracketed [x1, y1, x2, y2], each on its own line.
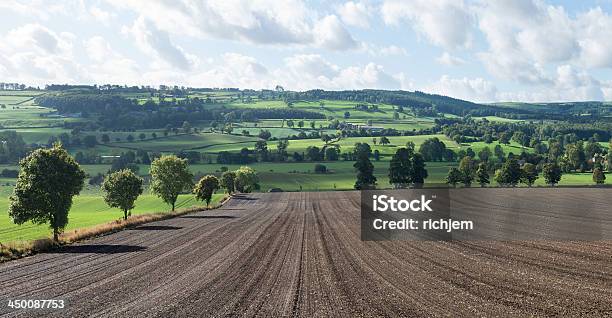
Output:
[129, 225, 183, 230]
[180, 215, 237, 219]
[49, 244, 146, 254]
[232, 195, 258, 201]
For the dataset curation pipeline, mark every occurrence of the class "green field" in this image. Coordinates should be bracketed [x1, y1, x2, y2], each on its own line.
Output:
[0, 193, 225, 242]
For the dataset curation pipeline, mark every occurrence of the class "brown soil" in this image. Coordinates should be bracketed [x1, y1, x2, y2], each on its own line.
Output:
[0, 190, 611, 317]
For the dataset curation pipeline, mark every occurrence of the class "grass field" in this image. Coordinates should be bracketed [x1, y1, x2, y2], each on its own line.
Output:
[0, 193, 225, 242]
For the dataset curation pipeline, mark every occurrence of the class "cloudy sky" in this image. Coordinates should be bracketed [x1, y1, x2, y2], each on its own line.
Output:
[1, 0, 612, 102]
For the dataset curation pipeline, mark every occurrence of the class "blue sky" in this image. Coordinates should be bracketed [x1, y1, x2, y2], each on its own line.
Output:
[1, 0, 612, 102]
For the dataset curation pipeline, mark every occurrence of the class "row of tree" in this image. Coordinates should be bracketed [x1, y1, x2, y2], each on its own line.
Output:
[8, 144, 259, 242]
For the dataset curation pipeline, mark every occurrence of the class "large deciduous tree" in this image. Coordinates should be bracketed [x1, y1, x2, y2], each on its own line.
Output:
[9, 144, 86, 241]
[220, 171, 237, 194]
[389, 148, 412, 188]
[520, 163, 539, 187]
[102, 169, 144, 220]
[476, 162, 490, 187]
[150, 155, 193, 211]
[354, 143, 376, 190]
[543, 162, 562, 186]
[194, 175, 220, 206]
[234, 166, 259, 193]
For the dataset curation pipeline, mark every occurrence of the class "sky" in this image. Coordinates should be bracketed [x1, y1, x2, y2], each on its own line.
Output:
[1, 0, 612, 103]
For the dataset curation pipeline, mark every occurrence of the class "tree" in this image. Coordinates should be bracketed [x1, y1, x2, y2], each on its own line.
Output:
[495, 158, 522, 186]
[325, 147, 339, 161]
[379, 136, 391, 145]
[353, 142, 372, 159]
[8, 144, 85, 241]
[306, 146, 322, 161]
[344, 111, 350, 119]
[101, 134, 110, 143]
[220, 171, 236, 194]
[476, 162, 489, 187]
[543, 162, 562, 186]
[478, 146, 491, 162]
[458, 156, 476, 186]
[235, 166, 259, 193]
[102, 169, 144, 220]
[389, 148, 413, 188]
[521, 163, 539, 187]
[411, 153, 428, 186]
[83, 135, 97, 148]
[139, 133, 146, 141]
[150, 155, 193, 211]
[314, 163, 327, 174]
[193, 175, 220, 206]
[593, 168, 606, 184]
[258, 130, 272, 140]
[354, 152, 376, 190]
[494, 144, 505, 161]
[277, 139, 289, 160]
[127, 134, 135, 142]
[445, 168, 463, 188]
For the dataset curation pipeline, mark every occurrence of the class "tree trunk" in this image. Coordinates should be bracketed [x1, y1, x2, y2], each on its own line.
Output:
[124, 209, 128, 221]
[53, 228, 59, 242]
[172, 201, 175, 211]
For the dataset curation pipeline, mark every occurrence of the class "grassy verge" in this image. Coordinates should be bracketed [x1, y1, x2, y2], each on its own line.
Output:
[0, 194, 230, 262]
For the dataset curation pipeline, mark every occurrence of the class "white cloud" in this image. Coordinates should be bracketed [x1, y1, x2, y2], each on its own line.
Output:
[381, 0, 473, 49]
[82, 36, 141, 85]
[497, 65, 606, 102]
[313, 15, 360, 50]
[337, 1, 371, 28]
[281, 55, 401, 90]
[576, 7, 612, 68]
[89, 6, 114, 25]
[378, 45, 408, 57]
[475, 1, 612, 85]
[108, 0, 359, 51]
[122, 16, 195, 71]
[426, 75, 497, 102]
[436, 52, 465, 66]
[0, 23, 81, 84]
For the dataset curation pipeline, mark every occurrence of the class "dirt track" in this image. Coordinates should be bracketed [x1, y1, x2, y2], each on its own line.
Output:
[1, 190, 611, 317]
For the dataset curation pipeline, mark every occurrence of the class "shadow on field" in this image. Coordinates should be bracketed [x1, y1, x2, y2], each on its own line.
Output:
[129, 225, 183, 231]
[232, 195, 258, 201]
[180, 215, 237, 219]
[49, 245, 147, 254]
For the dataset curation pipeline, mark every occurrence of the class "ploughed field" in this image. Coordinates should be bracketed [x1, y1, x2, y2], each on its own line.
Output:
[1, 190, 611, 317]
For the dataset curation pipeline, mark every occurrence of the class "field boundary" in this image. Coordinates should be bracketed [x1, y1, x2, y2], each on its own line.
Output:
[0, 194, 232, 263]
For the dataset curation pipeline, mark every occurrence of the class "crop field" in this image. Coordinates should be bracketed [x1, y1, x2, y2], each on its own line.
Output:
[0, 190, 610, 317]
[0, 194, 225, 242]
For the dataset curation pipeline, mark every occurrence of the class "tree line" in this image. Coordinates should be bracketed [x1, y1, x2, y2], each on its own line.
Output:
[8, 144, 259, 242]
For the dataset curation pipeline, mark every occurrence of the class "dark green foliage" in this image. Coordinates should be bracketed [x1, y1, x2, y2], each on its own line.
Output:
[495, 159, 522, 186]
[543, 162, 562, 186]
[314, 164, 327, 174]
[520, 163, 539, 186]
[458, 156, 475, 186]
[445, 168, 463, 187]
[220, 171, 236, 194]
[354, 143, 376, 190]
[476, 163, 490, 187]
[593, 168, 606, 184]
[8, 144, 86, 241]
[102, 169, 144, 220]
[194, 175, 220, 206]
[418, 137, 449, 161]
[389, 148, 413, 188]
